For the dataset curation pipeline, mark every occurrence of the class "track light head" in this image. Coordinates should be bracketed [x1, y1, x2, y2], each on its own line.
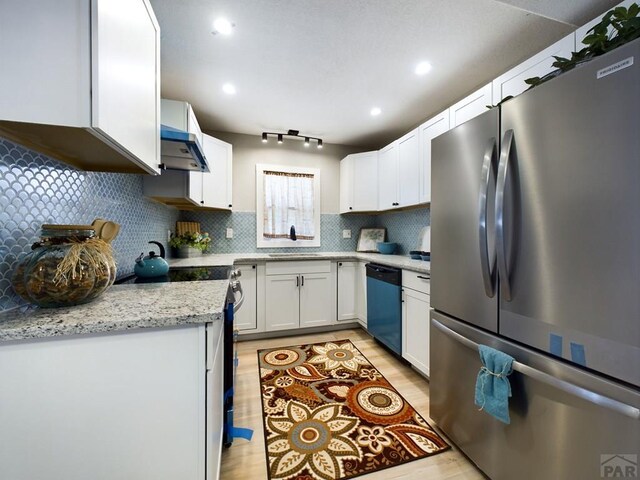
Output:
[304, 137, 310, 147]
[317, 139, 323, 149]
[277, 134, 283, 144]
[262, 132, 268, 143]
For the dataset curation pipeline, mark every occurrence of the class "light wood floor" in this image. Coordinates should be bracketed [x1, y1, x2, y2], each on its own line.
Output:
[220, 328, 486, 480]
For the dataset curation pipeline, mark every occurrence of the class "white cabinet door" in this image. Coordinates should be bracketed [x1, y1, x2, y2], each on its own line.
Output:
[418, 110, 450, 204]
[339, 155, 354, 213]
[378, 142, 399, 210]
[234, 265, 257, 331]
[449, 83, 493, 128]
[337, 262, 357, 321]
[202, 134, 233, 210]
[352, 151, 378, 211]
[188, 171, 204, 205]
[187, 102, 204, 147]
[402, 288, 430, 376]
[299, 273, 336, 328]
[0, 326, 206, 480]
[265, 275, 300, 331]
[492, 34, 574, 103]
[397, 128, 420, 207]
[356, 262, 368, 326]
[92, 0, 160, 175]
[206, 326, 224, 480]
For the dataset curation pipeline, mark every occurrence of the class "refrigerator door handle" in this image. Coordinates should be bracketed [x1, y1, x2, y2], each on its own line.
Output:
[479, 137, 497, 298]
[432, 319, 640, 420]
[496, 129, 514, 301]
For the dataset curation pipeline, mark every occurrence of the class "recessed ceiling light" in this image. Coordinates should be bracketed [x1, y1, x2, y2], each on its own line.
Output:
[212, 17, 234, 35]
[222, 83, 236, 95]
[415, 61, 432, 75]
[370, 107, 382, 117]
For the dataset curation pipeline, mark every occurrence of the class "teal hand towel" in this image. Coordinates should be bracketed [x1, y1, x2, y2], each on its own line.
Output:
[474, 345, 514, 424]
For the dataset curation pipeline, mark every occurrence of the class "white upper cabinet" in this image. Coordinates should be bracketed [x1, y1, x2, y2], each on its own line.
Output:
[378, 142, 399, 210]
[397, 128, 420, 207]
[418, 110, 450, 204]
[340, 151, 379, 213]
[201, 134, 233, 210]
[0, 0, 161, 175]
[492, 34, 574, 103]
[339, 157, 354, 214]
[376, 128, 421, 211]
[143, 133, 233, 210]
[449, 83, 493, 128]
[161, 99, 204, 147]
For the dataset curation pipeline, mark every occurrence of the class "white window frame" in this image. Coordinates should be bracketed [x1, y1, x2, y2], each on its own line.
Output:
[256, 164, 321, 248]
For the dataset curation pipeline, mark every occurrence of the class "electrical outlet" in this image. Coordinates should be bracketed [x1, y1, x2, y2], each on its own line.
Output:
[226, 228, 233, 239]
[342, 229, 351, 239]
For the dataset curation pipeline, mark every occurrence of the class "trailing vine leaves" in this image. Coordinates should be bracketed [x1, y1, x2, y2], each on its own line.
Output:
[524, 3, 640, 89]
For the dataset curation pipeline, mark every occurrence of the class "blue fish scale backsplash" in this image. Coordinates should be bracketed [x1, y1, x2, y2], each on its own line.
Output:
[0, 137, 431, 312]
[178, 207, 430, 255]
[0, 138, 178, 312]
[178, 210, 378, 253]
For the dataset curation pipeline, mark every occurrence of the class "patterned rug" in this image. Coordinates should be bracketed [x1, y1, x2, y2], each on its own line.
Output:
[258, 339, 450, 480]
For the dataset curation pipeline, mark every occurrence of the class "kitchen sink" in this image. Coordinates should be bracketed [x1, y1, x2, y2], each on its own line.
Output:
[268, 253, 320, 257]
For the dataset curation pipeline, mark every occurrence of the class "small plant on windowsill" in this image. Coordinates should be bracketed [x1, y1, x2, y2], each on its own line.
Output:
[169, 232, 211, 258]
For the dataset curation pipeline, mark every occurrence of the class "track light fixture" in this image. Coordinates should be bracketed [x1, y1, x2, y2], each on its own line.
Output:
[261, 130, 323, 149]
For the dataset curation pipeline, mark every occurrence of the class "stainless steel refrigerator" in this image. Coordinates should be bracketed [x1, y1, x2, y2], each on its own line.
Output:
[429, 38, 640, 480]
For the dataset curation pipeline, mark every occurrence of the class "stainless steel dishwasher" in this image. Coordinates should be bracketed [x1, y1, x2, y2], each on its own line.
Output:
[366, 263, 402, 355]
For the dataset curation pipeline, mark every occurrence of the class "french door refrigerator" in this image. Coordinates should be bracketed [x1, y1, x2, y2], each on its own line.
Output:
[429, 38, 640, 480]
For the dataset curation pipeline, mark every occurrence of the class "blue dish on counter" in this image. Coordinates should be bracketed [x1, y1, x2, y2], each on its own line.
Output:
[410, 250, 430, 260]
[377, 242, 397, 254]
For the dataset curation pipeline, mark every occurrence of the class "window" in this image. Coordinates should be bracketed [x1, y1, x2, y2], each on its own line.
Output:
[256, 164, 321, 248]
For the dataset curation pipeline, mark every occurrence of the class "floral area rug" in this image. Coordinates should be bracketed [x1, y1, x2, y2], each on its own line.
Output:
[257, 339, 450, 480]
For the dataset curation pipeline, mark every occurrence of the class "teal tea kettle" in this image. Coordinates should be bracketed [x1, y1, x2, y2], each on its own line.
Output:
[134, 241, 170, 278]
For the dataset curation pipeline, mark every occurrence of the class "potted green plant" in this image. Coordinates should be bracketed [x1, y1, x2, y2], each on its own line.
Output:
[169, 231, 212, 258]
[525, 3, 640, 88]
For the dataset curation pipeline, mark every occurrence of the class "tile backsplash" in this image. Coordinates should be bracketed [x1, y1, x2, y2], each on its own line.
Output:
[179, 206, 430, 255]
[375, 207, 431, 254]
[178, 210, 378, 253]
[0, 134, 431, 311]
[0, 138, 179, 312]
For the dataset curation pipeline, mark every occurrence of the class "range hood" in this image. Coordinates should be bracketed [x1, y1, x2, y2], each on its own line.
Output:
[160, 124, 210, 172]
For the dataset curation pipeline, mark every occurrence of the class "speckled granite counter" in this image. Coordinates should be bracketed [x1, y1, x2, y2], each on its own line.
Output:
[0, 280, 228, 343]
[169, 252, 431, 274]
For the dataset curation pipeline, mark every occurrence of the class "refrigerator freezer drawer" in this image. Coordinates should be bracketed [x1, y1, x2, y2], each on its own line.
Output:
[430, 311, 639, 480]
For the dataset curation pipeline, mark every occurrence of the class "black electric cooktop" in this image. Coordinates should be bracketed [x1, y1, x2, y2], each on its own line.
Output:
[116, 266, 232, 284]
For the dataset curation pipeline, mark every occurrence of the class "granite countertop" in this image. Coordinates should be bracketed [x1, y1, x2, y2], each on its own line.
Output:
[169, 252, 431, 274]
[0, 280, 228, 343]
[0, 251, 428, 344]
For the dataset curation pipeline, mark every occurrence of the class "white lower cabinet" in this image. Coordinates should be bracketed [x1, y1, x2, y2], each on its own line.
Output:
[356, 261, 368, 327]
[401, 270, 431, 376]
[300, 273, 337, 328]
[265, 261, 336, 332]
[234, 264, 257, 331]
[0, 324, 223, 480]
[337, 262, 357, 321]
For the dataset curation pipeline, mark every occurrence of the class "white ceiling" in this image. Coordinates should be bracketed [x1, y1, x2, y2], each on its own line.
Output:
[150, 0, 618, 148]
